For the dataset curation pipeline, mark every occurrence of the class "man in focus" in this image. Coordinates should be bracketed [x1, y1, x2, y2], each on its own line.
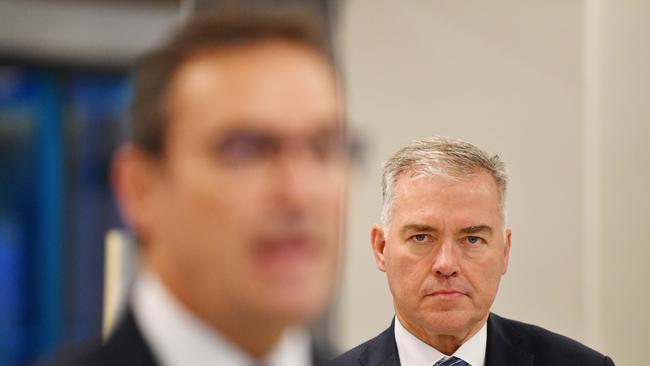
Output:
[334, 137, 613, 366]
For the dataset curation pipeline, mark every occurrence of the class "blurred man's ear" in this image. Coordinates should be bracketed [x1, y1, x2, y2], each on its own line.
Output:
[371, 224, 388, 272]
[111, 145, 160, 241]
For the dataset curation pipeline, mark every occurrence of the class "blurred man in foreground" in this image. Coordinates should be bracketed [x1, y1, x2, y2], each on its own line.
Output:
[334, 137, 613, 366]
[68, 6, 348, 366]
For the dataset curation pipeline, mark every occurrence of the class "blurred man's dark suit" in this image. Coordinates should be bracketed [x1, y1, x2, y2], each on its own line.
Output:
[333, 313, 614, 366]
[57, 309, 331, 366]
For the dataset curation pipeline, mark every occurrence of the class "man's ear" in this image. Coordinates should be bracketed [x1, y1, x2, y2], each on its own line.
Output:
[111, 145, 161, 237]
[371, 224, 388, 272]
[502, 228, 512, 275]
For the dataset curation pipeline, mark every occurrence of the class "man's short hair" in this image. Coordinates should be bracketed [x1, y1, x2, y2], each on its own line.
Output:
[380, 136, 509, 226]
[131, 6, 333, 157]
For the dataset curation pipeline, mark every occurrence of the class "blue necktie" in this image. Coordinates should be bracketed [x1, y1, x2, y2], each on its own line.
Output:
[433, 356, 470, 366]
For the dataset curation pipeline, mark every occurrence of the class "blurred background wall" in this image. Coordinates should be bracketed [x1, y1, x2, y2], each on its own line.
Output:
[0, 1, 647, 365]
[0, 2, 179, 364]
[335, 1, 649, 365]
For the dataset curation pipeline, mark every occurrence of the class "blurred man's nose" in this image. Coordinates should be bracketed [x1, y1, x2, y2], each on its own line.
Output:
[276, 141, 331, 207]
[431, 238, 460, 278]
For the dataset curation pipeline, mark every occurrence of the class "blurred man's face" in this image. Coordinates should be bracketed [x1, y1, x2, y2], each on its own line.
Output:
[372, 171, 510, 344]
[140, 41, 346, 326]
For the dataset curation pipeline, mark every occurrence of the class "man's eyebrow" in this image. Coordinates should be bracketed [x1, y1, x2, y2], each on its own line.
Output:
[401, 224, 439, 234]
[458, 225, 493, 235]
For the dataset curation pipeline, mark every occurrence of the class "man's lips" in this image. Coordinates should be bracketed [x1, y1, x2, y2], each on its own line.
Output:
[426, 289, 466, 299]
[257, 236, 317, 265]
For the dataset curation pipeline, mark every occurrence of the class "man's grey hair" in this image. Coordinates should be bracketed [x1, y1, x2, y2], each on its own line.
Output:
[380, 136, 509, 227]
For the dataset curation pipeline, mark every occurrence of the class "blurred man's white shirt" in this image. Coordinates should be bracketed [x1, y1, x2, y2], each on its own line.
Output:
[132, 267, 313, 366]
[394, 315, 486, 366]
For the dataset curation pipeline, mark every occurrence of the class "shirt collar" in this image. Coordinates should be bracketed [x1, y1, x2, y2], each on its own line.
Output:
[132, 267, 313, 366]
[452, 321, 486, 366]
[394, 315, 487, 366]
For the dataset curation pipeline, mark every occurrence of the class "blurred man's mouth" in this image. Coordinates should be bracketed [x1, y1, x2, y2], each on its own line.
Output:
[256, 235, 318, 273]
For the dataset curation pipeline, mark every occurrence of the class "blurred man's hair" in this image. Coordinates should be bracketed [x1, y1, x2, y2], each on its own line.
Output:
[131, 5, 333, 157]
[381, 136, 509, 227]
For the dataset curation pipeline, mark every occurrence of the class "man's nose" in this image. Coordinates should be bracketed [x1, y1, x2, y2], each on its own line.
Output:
[431, 239, 460, 278]
[276, 143, 324, 206]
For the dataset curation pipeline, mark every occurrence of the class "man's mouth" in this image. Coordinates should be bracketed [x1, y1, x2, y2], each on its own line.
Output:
[256, 235, 317, 267]
[426, 289, 466, 300]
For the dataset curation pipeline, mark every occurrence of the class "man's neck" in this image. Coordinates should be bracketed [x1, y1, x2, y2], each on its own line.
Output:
[395, 312, 488, 356]
[194, 303, 285, 358]
[145, 256, 287, 359]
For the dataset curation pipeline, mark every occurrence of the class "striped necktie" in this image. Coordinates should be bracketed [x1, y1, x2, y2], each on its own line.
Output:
[433, 356, 470, 366]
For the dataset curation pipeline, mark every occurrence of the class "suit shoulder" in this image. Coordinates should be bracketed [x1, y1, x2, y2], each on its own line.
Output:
[331, 341, 370, 365]
[332, 325, 397, 366]
[47, 339, 125, 366]
[49, 311, 158, 366]
[49, 335, 157, 366]
[491, 313, 614, 365]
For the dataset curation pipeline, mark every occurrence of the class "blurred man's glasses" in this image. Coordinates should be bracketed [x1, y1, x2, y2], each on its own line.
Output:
[213, 128, 363, 171]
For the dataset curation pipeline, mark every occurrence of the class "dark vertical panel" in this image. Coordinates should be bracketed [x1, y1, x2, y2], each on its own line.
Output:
[66, 74, 130, 345]
[33, 70, 65, 361]
[0, 66, 38, 366]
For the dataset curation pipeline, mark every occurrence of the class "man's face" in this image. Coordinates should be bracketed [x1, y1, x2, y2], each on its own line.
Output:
[372, 171, 511, 340]
[136, 41, 346, 325]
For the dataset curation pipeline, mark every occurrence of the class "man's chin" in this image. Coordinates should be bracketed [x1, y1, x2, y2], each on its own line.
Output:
[257, 303, 323, 327]
[421, 310, 479, 336]
[253, 287, 330, 324]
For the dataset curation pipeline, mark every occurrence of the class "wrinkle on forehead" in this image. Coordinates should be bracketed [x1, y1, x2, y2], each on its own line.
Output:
[383, 169, 506, 230]
[386, 172, 505, 236]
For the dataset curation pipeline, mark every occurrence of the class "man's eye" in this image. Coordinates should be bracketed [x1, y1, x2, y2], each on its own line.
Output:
[466, 236, 482, 246]
[219, 133, 276, 163]
[310, 132, 347, 162]
[412, 234, 429, 243]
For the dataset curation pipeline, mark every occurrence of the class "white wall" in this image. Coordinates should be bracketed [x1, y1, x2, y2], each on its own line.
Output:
[599, 1, 650, 365]
[334, 1, 647, 363]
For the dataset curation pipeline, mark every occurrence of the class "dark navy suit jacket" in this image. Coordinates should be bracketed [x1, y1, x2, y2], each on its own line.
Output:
[54, 308, 332, 366]
[332, 313, 614, 366]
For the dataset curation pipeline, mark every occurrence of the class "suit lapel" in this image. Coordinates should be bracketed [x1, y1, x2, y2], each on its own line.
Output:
[358, 319, 401, 366]
[100, 307, 159, 365]
[485, 313, 534, 366]
[312, 344, 334, 366]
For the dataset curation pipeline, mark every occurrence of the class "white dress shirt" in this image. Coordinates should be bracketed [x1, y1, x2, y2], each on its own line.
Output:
[394, 315, 487, 366]
[131, 267, 313, 366]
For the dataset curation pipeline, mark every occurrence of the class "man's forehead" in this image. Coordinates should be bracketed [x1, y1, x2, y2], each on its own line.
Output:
[166, 43, 341, 137]
[391, 173, 502, 218]
[394, 171, 499, 196]
[399, 223, 494, 235]
[171, 40, 335, 89]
